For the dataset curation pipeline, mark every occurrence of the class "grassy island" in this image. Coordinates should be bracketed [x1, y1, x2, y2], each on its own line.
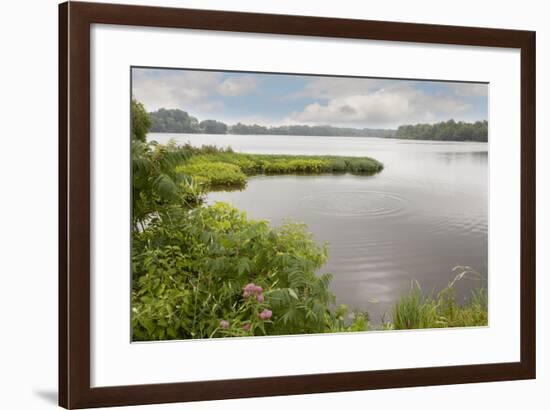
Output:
[176, 144, 384, 190]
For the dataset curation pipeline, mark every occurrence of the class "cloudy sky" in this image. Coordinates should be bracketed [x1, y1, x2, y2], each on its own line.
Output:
[132, 67, 488, 129]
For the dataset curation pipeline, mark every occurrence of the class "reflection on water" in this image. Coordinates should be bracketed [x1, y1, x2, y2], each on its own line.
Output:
[150, 133, 488, 322]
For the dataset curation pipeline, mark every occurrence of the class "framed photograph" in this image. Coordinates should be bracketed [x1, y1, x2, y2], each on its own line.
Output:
[59, 1, 536, 408]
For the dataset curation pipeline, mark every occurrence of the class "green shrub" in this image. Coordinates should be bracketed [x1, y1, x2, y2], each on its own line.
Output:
[132, 202, 370, 340]
[132, 140, 202, 229]
[131, 99, 151, 142]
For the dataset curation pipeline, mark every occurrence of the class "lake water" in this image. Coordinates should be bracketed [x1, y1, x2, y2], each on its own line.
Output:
[149, 133, 488, 323]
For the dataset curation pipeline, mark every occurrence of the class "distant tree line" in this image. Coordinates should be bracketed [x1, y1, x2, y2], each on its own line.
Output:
[229, 123, 394, 138]
[148, 108, 488, 141]
[395, 119, 488, 142]
[149, 108, 228, 134]
[148, 108, 393, 137]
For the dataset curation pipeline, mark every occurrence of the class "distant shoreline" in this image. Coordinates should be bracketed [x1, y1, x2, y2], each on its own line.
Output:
[148, 131, 489, 144]
[148, 108, 488, 142]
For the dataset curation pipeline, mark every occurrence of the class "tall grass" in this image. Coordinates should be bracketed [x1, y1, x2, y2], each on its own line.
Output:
[392, 266, 488, 330]
[392, 282, 439, 329]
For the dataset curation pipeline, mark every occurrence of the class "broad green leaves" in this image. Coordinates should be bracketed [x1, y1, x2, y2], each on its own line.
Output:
[132, 203, 370, 340]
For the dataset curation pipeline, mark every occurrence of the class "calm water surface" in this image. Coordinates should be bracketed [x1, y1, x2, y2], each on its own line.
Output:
[150, 133, 488, 322]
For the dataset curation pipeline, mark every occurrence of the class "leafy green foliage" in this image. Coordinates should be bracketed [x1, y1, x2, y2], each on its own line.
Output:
[132, 202, 369, 340]
[131, 99, 152, 142]
[132, 140, 204, 229]
[131, 100, 205, 228]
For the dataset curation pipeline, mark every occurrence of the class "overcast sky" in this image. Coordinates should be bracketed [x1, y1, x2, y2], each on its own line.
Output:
[132, 67, 488, 129]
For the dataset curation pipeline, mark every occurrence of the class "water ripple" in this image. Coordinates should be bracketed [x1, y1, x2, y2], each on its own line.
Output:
[299, 190, 409, 218]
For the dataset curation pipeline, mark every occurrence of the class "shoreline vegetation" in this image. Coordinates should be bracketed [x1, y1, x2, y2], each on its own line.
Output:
[147, 106, 488, 142]
[131, 99, 488, 341]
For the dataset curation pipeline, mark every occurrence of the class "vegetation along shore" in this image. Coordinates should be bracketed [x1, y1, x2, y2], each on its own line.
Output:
[131, 99, 487, 341]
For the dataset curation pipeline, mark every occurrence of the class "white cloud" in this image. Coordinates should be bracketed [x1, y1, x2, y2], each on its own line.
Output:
[132, 69, 224, 112]
[218, 76, 257, 96]
[290, 77, 388, 100]
[132, 70, 259, 114]
[288, 84, 473, 128]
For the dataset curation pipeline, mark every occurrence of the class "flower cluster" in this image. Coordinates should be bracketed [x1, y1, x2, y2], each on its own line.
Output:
[243, 283, 264, 302]
[259, 309, 272, 321]
[218, 283, 273, 334]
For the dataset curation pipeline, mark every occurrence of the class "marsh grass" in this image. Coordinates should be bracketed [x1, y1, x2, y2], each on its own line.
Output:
[176, 143, 384, 190]
[178, 162, 247, 189]
[392, 266, 488, 330]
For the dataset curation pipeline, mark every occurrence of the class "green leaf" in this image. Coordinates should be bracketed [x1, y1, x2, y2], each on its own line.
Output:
[288, 288, 299, 300]
[237, 257, 250, 275]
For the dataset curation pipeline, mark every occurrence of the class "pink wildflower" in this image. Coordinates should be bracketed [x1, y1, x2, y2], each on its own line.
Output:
[219, 320, 229, 329]
[243, 323, 251, 331]
[243, 283, 264, 299]
[243, 283, 257, 298]
[256, 294, 264, 303]
[244, 283, 256, 292]
[259, 309, 273, 320]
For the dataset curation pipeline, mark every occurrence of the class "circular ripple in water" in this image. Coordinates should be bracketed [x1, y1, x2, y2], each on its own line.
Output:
[299, 190, 408, 218]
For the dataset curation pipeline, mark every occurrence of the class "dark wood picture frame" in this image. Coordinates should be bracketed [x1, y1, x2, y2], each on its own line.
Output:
[59, 1, 536, 408]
